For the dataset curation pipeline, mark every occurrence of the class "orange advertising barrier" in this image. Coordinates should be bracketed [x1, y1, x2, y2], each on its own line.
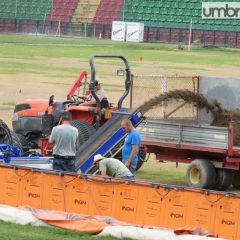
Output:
[0, 164, 240, 239]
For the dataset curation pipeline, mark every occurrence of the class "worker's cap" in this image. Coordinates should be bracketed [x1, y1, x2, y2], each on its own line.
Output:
[93, 154, 104, 163]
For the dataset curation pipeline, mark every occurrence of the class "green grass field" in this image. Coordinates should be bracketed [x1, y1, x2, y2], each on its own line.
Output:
[0, 34, 240, 239]
[0, 220, 124, 240]
[1, 34, 240, 65]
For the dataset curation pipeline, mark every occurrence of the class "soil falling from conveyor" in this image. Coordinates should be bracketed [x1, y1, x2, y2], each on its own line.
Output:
[139, 89, 223, 117]
[139, 89, 240, 146]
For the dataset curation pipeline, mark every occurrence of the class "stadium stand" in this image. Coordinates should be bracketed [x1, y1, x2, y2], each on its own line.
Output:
[72, 0, 100, 23]
[47, 0, 78, 23]
[0, 0, 240, 47]
[0, 0, 52, 21]
[90, 0, 124, 39]
[71, 0, 101, 36]
[116, 0, 240, 46]
[0, 0, 53, 33]
[45, 0, 79, 35]
[93, 0, 124, 25]
[0, 0, 78, 34]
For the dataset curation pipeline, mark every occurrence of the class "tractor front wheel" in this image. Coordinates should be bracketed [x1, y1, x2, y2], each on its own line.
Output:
[71, 120, 96, 147]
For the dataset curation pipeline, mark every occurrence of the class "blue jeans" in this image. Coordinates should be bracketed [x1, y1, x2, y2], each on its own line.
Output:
[53, 157, 75, 172]
[129, 163, 137, 177]
[122, 160, 137, 176]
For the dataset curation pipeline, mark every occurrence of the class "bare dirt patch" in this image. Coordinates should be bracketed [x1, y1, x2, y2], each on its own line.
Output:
[1, 56, 240, 127]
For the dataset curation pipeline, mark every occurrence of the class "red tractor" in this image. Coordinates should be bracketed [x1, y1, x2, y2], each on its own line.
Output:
[12, 55, 132, 156]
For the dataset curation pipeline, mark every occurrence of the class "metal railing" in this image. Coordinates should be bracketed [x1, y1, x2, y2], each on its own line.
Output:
[0, 20, 239, 47]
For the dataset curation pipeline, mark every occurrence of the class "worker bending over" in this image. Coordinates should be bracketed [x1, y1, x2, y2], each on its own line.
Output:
[93, 154, 135, 180]
[49, 112, 79, 172]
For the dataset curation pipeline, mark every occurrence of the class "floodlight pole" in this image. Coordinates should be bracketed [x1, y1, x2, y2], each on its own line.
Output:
[123, 0, 125, 21]
[51, 0, 54, 21]
[188, 17, 193, 52]
[42, 13, 47, 35]
[15, 0, 18, 19]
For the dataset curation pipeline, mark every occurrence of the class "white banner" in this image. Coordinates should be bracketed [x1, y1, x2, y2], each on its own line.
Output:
[126, 22, 144, 42]
[111, 21, 126, 41]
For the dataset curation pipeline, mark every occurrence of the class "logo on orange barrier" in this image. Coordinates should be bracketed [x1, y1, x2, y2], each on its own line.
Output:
[74, 199, 87, 205]
[170, 212, 183, 219]
[28, 192, 40, 198]
[221, 219, 235, 226]
[122, 206, 134, 212]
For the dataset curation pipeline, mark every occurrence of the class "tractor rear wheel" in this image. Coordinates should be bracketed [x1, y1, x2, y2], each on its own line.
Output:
[71, 120, 96, 147]
[186, 159, 216, 189]
[232, 171, 240, 190]
[0, 120, 12, 145]
[214, 169, 234, 191]
[10, 131, 29, 155]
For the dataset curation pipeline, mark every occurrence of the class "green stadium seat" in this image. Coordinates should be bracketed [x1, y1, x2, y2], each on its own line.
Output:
[145, 7, 152, 14]
[117, 0, 239, 32]
[1, 0, 238, 35]
[0, 0, 53, 21]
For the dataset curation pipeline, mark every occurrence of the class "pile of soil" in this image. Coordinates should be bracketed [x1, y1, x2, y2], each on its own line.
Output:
[138, 89, 240, 146]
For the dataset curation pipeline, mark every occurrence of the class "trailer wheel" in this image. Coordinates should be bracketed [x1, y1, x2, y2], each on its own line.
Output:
[186, 159, 216, 189]
[232, 171, 240, 190]
[214, 169, 234, 191]
[71, 120, 96, 147]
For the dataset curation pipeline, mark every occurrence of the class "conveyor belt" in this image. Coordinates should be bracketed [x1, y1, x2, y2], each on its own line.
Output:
[75, 113, 126, 167]
[75, 110, 144, 173]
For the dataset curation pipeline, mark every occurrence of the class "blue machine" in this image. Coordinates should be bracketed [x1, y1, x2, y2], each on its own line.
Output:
[0, 144, 21, 163]
[0, 144, 43, 164]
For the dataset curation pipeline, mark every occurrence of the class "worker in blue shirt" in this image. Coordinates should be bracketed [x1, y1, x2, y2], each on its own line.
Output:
[121, 118, 141, 175]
